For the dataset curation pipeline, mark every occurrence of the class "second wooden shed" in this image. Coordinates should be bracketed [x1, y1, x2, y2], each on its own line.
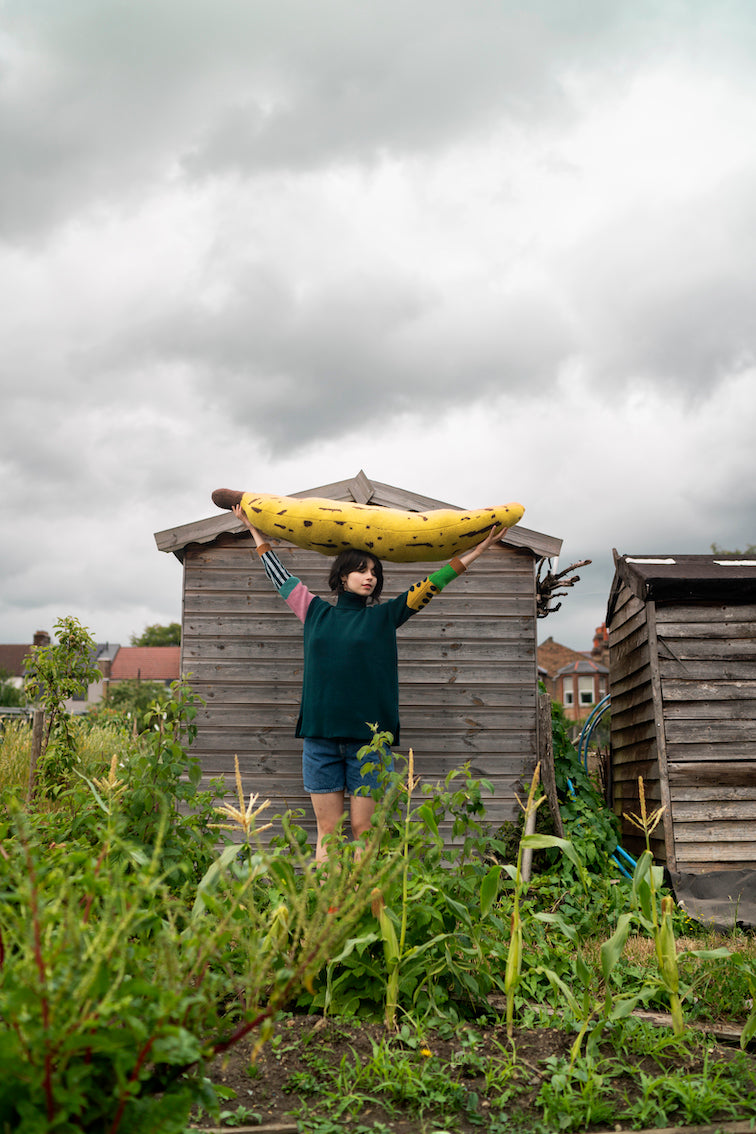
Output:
[155, 472, 562, 844]
[606, 552, 756, 873]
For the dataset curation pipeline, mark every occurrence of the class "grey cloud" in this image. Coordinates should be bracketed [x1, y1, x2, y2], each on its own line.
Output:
[4, 0, 754, 238]
[559, 177, 756, 393]
[94, 266, 574, 447]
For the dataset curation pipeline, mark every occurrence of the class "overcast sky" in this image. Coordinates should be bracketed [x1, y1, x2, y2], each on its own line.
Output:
[1, 0, 755, 656]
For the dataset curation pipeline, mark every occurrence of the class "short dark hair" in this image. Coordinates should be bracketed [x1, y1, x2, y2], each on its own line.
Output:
[328, 549, 384, 602]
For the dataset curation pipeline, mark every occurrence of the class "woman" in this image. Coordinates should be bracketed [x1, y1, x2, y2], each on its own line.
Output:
[233, 504, 506, 860]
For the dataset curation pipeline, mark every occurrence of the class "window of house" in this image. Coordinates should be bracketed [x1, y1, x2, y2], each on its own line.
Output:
[563, 685, 574, 706]
[578, 676, 595, 706]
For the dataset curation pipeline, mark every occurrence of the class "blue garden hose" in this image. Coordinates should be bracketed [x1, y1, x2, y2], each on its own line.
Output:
[572, 696, 638, 880]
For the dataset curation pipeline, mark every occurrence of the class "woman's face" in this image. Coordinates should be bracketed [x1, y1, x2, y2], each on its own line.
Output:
[341, 558, 378, 598]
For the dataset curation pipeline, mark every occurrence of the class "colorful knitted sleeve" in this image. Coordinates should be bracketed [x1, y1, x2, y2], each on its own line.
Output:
[404, 557, 466, 613]
[257, 545, 315, 623]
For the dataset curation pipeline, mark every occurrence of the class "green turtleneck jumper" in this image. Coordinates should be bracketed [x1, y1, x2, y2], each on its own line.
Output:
[256, 546, 465, 744]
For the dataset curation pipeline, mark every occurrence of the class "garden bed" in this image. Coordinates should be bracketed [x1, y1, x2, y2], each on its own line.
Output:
[189, 1012, 756, 1133]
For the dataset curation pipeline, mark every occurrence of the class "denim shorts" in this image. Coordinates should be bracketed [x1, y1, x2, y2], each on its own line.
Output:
[302, 737, 393, 796]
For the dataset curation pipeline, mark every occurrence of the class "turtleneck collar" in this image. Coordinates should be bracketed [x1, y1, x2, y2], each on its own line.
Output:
[336, 590, 369, 610]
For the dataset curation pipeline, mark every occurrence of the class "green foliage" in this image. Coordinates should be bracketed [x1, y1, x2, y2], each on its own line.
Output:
[0, 668, 24, 708]
[0, 767, 402, 1132]
[90, 678, 171, 733]
[532, 694, 620, 878]
[711, 541, 756, 558]
[23, 616, 103, 792]
[130, 622, 181, 646]
[0, 718, 32, 795]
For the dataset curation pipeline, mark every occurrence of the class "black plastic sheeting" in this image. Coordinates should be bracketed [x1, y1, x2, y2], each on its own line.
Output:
[669, 869, 756, 933]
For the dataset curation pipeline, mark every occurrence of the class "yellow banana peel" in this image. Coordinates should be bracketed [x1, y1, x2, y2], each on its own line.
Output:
[213, 488, 525, 562]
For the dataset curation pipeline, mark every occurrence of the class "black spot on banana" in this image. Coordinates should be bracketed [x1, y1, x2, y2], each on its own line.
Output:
[212, 488, 525, 562]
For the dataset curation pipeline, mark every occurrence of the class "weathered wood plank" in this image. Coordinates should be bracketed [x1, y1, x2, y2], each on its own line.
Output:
[656, 636, 756, 660]
[661, 680, 756, 702]
[665, 720, 756, 744]
[663, 701, 756, 721]
[610, 681, 654, 715]
[672, 785, 756, 802]
[194, 725, 537, 752]
[609, 663, 653, 701]
[657, 619, 756, 640]
[608, 602, 648, 645]
[610, 718, 657, 746]
[672, 857, 756, 872]
[659, 659, 756, 681]
[674, 820, 756, 841]
[193, 684, 536, 711]
[672, 800, 756, 821]
[195, 704, 536, 731]
[609, 620, 650, 662]
[655, 603, 756, 626]
[610, 696, 656, 725]
[185, 662, 538, 686]
[183, 640, 535, 673]
[675, 841, 756, 863]
[668, 762, 756, 787]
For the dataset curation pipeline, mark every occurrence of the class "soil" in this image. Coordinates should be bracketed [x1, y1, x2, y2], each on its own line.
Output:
[188, 1012, 754, 1134]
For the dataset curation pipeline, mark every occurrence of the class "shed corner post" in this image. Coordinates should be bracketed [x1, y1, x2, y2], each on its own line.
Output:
[646, 601, 677, 873]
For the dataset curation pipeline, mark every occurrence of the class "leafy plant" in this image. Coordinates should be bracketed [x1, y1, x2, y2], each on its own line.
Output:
[0, 667, 25, 708]
[0, 764, 403, 1132]
[23, 615, 103, 793]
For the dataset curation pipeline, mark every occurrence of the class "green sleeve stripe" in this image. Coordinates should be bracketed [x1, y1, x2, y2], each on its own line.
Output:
[405, 562, 460, 613]
[280, 576, 299, 599]
[428, 563, 459, 591]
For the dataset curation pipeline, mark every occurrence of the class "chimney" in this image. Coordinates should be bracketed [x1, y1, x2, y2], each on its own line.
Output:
[33, 630, 51, 648]
[591, 622, 609, 664]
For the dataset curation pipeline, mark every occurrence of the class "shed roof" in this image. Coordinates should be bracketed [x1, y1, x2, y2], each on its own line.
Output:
[154, 471, 562, 560]
[607, 551, 756, 621]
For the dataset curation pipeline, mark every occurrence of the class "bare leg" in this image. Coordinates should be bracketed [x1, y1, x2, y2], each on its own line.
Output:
[310, 791, 347, 863]
[350, 793, 376, 855]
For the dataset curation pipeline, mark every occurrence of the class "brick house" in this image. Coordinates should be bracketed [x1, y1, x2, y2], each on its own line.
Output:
[537, 623, 609, 722]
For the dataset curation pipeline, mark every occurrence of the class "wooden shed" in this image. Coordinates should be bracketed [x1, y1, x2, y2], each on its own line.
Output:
[154, 472, 562, 844]
[606, 552, 756, 873]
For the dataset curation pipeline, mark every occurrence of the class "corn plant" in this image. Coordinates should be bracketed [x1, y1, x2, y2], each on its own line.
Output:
[625, 777, 730, 1034]
[503, 763, 589, 1038]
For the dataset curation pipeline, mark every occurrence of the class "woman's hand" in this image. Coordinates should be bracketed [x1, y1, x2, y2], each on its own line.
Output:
[457, 524, 509, 569]
[232, 504, 268, 548]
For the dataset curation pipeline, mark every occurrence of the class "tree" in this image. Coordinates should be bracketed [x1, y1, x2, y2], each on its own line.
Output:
[711, 542, 756, 558]
[23, 616, 103, 792]
[130, 622, 181, 646]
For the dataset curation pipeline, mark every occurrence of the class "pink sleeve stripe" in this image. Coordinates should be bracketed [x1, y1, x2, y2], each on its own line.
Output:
[284, 580, 316, 623]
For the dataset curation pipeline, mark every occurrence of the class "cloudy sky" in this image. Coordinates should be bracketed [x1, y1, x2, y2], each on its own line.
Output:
[1, 0, 755, 654]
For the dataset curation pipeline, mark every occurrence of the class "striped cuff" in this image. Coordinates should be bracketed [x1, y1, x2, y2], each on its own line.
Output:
[260, 548, 292, 589]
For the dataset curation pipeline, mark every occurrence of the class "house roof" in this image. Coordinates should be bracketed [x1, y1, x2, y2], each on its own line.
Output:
[153, 470, 562, 561]
[607, 552, 756, 622]
[555, 657, 609, 677]
[0, 644, 30, 678]
[537, 637, 587, 679]
[110, 647, 180, 682]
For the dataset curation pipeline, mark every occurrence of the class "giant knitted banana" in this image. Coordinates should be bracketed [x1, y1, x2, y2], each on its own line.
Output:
[212, 488, 524, 562]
